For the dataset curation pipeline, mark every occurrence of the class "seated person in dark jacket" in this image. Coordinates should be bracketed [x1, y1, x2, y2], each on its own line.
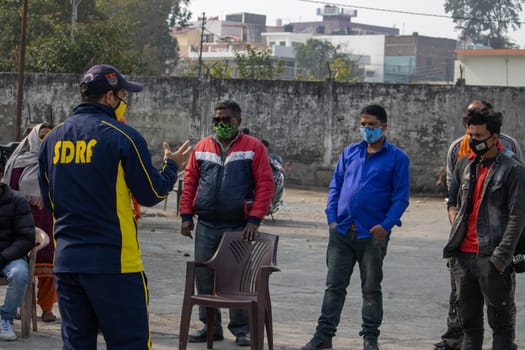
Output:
[0, 183, 35, 341]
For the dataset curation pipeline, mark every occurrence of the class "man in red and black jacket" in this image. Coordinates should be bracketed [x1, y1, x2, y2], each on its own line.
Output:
[180, 100, 274, 346]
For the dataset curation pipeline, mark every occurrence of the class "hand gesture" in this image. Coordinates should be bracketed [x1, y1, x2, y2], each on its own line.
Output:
[163, 140, 191, 168]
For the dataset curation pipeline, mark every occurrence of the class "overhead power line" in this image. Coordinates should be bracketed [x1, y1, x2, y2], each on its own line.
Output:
[298, 0, 525, 25]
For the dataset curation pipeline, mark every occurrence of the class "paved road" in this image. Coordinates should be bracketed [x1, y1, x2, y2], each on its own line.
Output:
[2, 188, 524, 349]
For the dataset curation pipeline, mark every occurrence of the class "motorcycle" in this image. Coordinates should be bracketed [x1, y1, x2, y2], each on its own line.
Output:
[266, 152, 288, 221]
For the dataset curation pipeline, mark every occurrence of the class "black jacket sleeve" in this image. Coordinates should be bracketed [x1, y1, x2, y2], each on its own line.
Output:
[0, 192, 35, 263]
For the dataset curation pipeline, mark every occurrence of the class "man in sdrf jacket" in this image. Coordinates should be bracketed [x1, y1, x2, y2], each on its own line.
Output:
[38, 64, 191, 350]
[180, 100, 274, 347]
[444, 108, 525, 350]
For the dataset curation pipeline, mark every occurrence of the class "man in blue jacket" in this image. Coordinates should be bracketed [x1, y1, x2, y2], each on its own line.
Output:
[38, 64, 191, 350]
[302, 104, 410, 350]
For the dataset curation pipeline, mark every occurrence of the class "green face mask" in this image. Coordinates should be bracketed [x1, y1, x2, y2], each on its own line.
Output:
[214, 123, 236, 139]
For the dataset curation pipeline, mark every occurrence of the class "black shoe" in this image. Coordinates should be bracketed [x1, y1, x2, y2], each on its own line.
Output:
[301, 337, 333, 350]
[235, 333, 251, 346]
[433, 340, 459, 350]
[363, 337, 379, 350]
[188, 328, 224, 343]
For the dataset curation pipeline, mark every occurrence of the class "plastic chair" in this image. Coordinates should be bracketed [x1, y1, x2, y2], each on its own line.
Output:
[179, 231, 280, 350]
[0, 227, 50, 337]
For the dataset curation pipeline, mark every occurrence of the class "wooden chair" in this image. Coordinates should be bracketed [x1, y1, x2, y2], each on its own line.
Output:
[179, 231, 280, 350]
[0, 227, 49, 338]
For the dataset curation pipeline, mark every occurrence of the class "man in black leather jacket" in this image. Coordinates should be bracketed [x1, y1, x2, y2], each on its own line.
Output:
[444, 109, 525, 350]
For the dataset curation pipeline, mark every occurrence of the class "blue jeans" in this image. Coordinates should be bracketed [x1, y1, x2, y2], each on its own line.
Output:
[314, 228, 388, 341]
[0, 258, 29, 321]
[194, 221, 248, 336]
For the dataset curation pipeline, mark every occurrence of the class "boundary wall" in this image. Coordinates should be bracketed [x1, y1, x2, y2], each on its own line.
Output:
[2, 73, 524, 192]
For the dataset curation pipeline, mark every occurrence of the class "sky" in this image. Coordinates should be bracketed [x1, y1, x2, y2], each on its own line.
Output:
[187, 0, 525, 48]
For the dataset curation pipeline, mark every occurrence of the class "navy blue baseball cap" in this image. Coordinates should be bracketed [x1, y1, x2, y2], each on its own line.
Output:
[80, 64, 143, 95]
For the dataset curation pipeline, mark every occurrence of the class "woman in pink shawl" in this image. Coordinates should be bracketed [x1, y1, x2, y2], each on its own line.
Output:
[2, 123, 57, 322]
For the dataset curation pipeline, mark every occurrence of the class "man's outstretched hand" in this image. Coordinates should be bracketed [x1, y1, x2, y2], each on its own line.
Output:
[163, 140, 191, 168]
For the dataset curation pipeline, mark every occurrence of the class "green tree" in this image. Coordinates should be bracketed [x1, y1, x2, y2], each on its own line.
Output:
[180, 61, 199, 77]
[207, 61, 233, 79]
[444, 0, 522, 48]
[27, 22, 139, 73]
[0, 0, 101, 71]
[0, 0, 22, 71]
[234, 45, 283, 80]
[97, 0, 191, 74]
[0, 0, 190, 74]
[329, 57, 359, 83]
[295, 39, 358, 81]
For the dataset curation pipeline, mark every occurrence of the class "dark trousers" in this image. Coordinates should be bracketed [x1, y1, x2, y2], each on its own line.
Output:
[441, 264, 517, 349]
[450, 253, 514, 350]
[439, 269, 463, 349]
[194, 221, 248, 336]
[55, 272, 150, 350]
[314, 228, 388, 342]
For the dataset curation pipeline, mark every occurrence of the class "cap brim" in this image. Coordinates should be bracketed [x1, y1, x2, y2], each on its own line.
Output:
[121, 80, 143, 92]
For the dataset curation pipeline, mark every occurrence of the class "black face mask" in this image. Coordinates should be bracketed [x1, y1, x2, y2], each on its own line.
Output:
[469, 135, 494, 156]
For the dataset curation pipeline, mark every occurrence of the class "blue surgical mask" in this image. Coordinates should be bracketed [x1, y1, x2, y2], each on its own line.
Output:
[360, 126, 383, 144]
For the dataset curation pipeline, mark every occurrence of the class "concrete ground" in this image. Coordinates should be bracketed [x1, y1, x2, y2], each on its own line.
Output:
[2, 187, 524, 350]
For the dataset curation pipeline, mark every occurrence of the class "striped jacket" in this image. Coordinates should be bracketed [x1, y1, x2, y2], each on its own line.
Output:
[180, 133, 274, 227]
[38, 102, 178, 273]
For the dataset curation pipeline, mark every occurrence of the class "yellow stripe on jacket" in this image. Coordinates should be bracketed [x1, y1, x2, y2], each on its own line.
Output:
[116, 161, 143, 273]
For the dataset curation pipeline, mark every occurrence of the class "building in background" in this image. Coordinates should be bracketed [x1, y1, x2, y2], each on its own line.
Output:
[225, 13, 266, 43]
[173, 5, 457, 84]
[384, 33, 456, 83]
[284, 5, 398, 36]
[262, 32, 384, 82]
[454, 49, 525, 87]
[172, 14, 268, 76]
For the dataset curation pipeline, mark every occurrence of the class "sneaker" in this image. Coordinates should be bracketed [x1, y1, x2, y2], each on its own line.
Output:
[235, 333, 251, 346]
[188, 327, 224, 343]
[0, 319, 17, 341]
[301, 337, 333, 350]
[363, 337, 379, 350]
